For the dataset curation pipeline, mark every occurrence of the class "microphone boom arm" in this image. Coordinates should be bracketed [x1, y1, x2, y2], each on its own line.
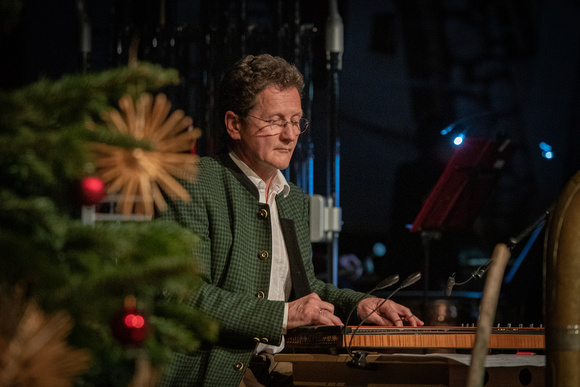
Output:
[446, 208, 550, 296]
[346, 272, 421, 368]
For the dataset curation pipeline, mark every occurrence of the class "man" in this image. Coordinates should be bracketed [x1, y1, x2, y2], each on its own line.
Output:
[159, 54, 423, 387]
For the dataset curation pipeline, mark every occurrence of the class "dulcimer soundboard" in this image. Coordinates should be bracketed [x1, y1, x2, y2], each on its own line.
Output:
[284, 325, 545, 353]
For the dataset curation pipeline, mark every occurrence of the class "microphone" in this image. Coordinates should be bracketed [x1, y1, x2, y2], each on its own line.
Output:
[358, 272, 422, 324]
[325, 0, 344, 70]
[445, 259, 491, 296]
[342, 274, 400, 335]
[347, 272, 422, 368]
[445, 273, 456, 297]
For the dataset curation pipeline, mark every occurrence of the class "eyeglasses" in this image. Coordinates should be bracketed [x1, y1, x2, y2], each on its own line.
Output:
[246, 114, 309, 135]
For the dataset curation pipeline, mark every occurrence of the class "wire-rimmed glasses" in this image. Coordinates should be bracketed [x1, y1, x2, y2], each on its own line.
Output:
[246, 114, 309, 136]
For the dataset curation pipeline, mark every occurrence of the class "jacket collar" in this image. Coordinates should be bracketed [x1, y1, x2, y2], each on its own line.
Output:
[216, 153, 260, 200]
[219, 152, 291, 200]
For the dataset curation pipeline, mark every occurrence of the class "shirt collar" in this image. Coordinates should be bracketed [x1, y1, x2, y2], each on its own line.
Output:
[229, 151, 290, 198]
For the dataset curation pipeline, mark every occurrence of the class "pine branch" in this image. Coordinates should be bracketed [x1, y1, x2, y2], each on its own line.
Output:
[0, 63, 208, 386]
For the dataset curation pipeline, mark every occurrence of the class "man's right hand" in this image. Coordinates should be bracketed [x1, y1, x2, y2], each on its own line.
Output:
[286, 293, 343, 330]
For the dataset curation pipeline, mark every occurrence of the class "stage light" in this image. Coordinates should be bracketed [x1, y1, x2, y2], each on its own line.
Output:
[453, 133, 465, 146]
[539, 142, 553, 159]
[373, 242, 386, 257]
[440, 125, 453, 135]
[439, 111, 513, 147]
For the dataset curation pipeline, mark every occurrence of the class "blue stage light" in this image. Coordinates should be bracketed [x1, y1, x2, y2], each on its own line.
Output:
[373, 242, 386, 257]
[539, 142, 553, 159]
[453, 133, 465, 146]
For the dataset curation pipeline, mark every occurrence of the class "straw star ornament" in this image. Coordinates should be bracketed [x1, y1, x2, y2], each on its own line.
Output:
[91, 93, 200, 216]
[0, 295, 91, 386]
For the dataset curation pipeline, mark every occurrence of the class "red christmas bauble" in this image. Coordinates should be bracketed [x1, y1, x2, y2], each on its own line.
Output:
[80, 176, 106, 205]
[110, 296, 149, 346]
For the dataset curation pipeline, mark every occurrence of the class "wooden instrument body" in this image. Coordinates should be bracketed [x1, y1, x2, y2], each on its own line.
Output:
[545, 170, 580, 386]
[285, 325, 545, 352]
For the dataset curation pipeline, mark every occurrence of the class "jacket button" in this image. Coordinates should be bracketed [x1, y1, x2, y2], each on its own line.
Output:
[255, 291, 265, 299]
[258, 250, 269, 260]
[258, 208, 268, 219]
[233, 362, 245, 372]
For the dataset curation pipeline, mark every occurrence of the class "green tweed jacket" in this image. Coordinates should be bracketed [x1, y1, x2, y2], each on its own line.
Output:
[159, 154, 363, 387]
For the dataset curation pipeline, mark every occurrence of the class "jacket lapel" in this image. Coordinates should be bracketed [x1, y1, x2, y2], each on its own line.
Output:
[280, 218, 311, 300]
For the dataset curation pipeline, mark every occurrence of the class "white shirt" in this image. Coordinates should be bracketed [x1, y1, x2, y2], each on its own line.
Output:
[229, 152, 291, 354]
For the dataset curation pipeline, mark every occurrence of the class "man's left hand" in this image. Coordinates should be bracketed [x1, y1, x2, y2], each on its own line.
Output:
[357, 298, 424, 327]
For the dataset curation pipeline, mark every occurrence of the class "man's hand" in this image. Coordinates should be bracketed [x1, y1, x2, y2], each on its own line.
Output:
[357, 298, 424, 327]
[287, 293, 343, 330]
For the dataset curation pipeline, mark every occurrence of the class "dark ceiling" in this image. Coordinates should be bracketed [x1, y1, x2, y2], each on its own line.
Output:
[2, 0, 579, 324]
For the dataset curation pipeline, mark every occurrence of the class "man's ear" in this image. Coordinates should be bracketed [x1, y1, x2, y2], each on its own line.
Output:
[225, 111, 241, 140]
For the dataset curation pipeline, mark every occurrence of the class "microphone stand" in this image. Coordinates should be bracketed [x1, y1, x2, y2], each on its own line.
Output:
[324, 0, 343, 286]
[439, 208, 551, 385]
[420, 231, 441, 317]
[445, 208, 550, 296]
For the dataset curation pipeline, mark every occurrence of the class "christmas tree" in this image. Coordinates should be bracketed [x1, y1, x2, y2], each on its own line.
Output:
[0, 63, 217, 386]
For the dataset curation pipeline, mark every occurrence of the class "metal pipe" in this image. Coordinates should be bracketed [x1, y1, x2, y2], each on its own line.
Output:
[324, 0, 343, 286]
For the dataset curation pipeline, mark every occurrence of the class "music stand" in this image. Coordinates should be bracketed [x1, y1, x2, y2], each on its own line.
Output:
[409, 137, 514, 312]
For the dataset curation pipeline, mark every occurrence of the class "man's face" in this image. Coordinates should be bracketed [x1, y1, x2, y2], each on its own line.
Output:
[233, 85, 302, 180]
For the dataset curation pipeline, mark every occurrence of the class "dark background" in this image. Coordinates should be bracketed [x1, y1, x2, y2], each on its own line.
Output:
[2, 0, 579, 325]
